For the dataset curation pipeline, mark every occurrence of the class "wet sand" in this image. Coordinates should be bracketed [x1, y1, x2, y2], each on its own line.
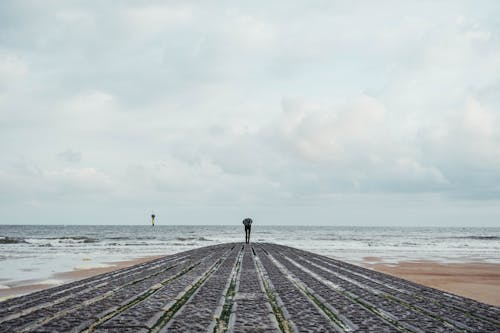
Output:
[363, 258, 500, 306]
[0, 255, 164, 301]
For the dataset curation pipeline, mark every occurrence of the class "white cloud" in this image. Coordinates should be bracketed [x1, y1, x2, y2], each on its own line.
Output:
[224, 11, 275, 50]
[60, 91, 117, 131]
[418, 96, 500, 199]
[276, 95, 387, 163]
[0, 165, 114, 202]
[57, 149, 82, 163]
[121, 4, 194, 36]
[264, 95, 452, 193]
[0, 53, 28, 91]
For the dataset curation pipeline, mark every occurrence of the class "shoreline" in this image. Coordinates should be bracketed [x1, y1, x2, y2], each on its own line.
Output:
[362, 258, 500, 306]
[0, 255, 165, 301]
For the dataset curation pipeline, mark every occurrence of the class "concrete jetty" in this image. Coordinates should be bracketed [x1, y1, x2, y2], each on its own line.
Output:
[1, 243, 499, 333]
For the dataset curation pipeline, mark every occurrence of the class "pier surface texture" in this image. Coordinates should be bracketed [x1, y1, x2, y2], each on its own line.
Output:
[1, 243, 499, 333]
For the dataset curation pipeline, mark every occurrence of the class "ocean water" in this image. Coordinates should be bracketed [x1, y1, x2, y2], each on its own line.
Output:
[1, 225, 499, 287]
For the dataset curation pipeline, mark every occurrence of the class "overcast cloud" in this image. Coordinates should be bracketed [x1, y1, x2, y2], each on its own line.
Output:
[1, 1, 499, 225]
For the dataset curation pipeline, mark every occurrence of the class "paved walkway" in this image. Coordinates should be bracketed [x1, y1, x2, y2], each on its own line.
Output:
[1, 243, 499, 333]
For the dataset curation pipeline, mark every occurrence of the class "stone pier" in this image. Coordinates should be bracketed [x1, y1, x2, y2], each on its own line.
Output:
[1, 243, 499, 332]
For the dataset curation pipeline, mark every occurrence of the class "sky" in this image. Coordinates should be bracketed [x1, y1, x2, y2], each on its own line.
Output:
[1, 1, 499, 226]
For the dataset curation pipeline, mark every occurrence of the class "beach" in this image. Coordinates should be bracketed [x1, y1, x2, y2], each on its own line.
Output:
[363, 259, 500, 306]
[0, 255, 163, 301]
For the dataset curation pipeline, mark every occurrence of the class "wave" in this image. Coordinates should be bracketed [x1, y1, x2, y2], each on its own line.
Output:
[0, 237, 27, 244]
[23, 236, 99, 244]
[102, 236, 153, 242]
[175, 237, 196, 242]
[58, 236, 98, 243]
[451, 236, 500, 240]
[467, 236, 499, 240]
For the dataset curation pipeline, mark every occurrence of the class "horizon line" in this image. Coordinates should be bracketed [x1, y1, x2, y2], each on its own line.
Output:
[0, 224, 498, 228]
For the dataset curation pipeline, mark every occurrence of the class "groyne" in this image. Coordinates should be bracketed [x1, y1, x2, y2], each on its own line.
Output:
[0, 243, 499, 332]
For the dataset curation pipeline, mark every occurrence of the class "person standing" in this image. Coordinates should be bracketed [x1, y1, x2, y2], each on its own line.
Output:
[151, 213, 156, 227]
[242, 218, 252, 244]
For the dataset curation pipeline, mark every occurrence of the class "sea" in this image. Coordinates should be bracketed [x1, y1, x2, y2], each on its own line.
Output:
[1, 225, 499, 289]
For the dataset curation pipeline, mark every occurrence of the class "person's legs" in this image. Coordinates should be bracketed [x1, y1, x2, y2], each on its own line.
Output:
[248, 226, 251, 244]
[245, 226, 250, 244]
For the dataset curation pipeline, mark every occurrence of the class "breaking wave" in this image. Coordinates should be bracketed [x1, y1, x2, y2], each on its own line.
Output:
[452, 236, 500, 240]
[0, 237, 27, 244]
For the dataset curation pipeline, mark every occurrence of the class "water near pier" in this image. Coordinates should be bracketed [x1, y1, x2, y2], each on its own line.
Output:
[1, 225, 499, 285]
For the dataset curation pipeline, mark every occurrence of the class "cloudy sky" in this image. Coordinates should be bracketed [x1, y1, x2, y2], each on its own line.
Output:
[1, 1, 499, 226]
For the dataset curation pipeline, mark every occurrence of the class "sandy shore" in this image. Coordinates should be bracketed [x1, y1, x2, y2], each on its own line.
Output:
[363, 258, 500, 306]
[0, 255, 164, 300]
